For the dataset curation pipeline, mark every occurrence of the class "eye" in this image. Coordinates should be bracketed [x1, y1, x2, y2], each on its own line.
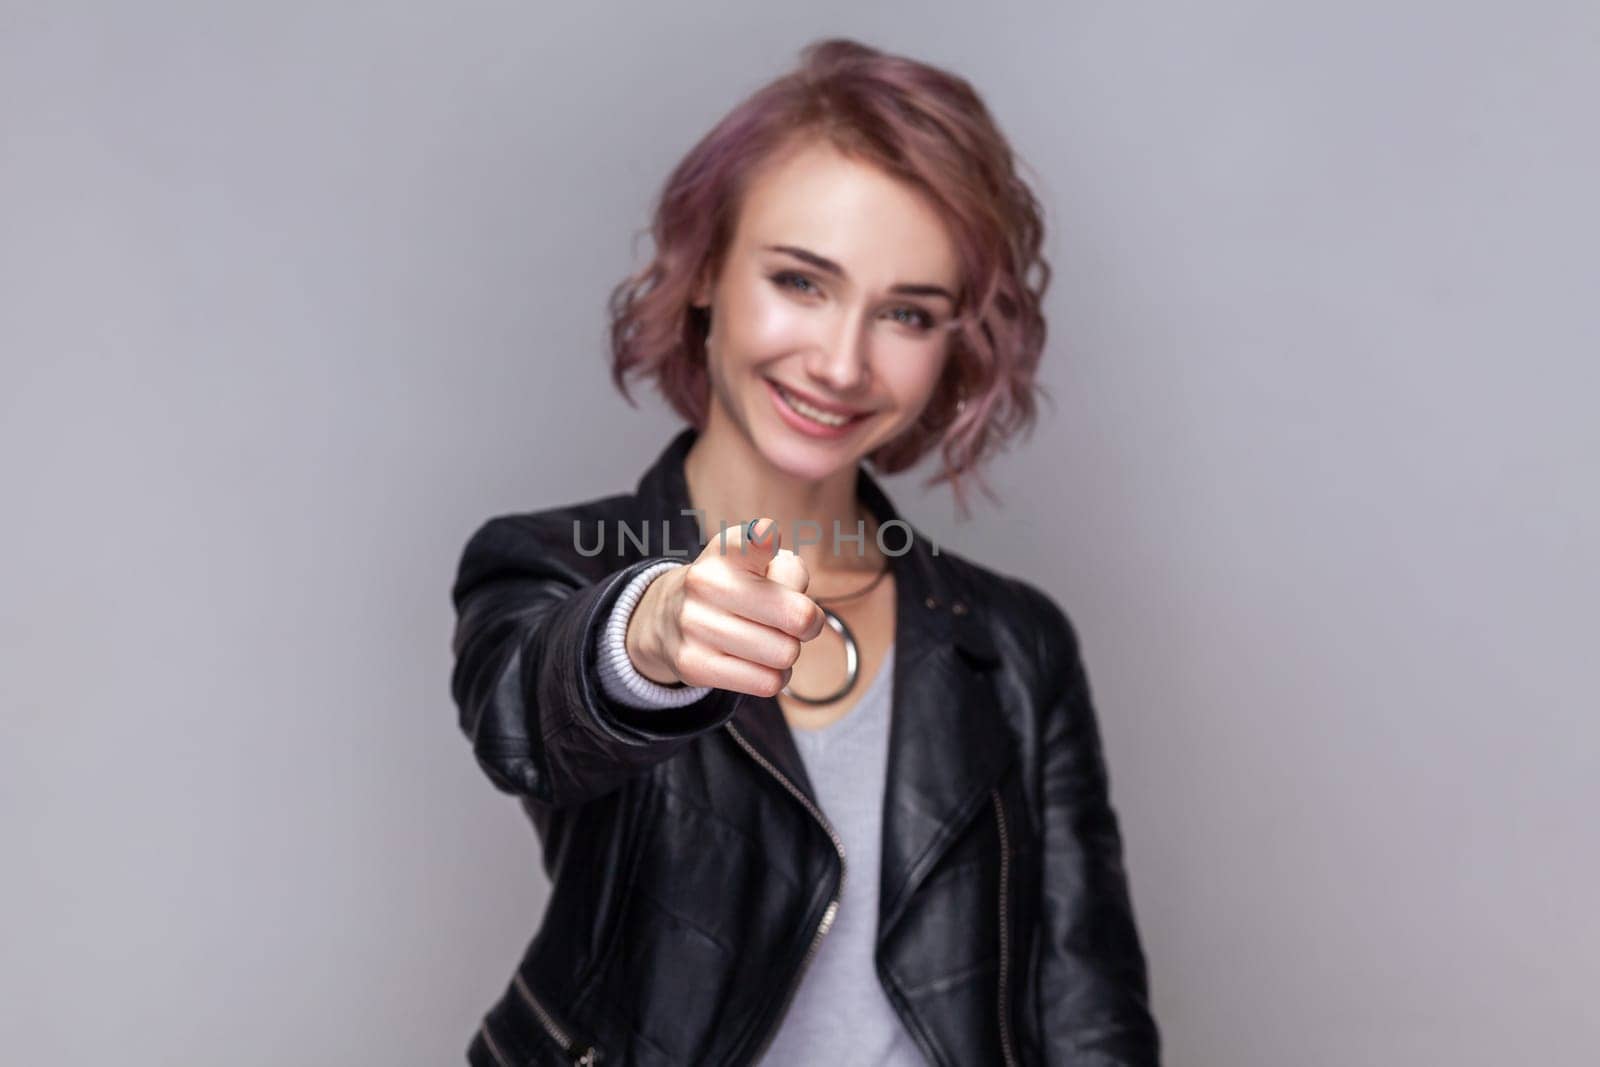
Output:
[887, 305, 937, 332]
[770, 270, 819, 296]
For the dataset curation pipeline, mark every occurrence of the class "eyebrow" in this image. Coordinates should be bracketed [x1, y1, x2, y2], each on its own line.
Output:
[763, 244, 957, 305]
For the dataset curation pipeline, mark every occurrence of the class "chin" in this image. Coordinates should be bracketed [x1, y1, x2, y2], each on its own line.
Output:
[751, 431, 858, 483]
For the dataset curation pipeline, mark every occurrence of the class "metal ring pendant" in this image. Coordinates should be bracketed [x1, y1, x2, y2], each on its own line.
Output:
[780, 605, 858, 705]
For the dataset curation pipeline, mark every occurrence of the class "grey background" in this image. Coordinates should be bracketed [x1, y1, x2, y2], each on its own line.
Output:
[3, 2, 1596, 1064]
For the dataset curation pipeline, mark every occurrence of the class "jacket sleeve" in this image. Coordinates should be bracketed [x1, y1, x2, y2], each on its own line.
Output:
[449, 513, 742, 808]
[1026, 588, 1162, 1065]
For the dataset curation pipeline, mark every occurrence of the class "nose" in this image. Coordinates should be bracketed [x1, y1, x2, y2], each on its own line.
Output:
[802, 306, 871, 395]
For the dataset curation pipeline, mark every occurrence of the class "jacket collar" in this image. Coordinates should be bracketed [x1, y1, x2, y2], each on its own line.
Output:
[634, 426, 1016, 943]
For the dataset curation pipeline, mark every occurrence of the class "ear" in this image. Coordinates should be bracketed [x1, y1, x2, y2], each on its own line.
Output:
[690, 272, 713, 310]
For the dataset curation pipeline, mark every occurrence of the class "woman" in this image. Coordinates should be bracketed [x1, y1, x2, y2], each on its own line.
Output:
[450, 38, 1159, 1066]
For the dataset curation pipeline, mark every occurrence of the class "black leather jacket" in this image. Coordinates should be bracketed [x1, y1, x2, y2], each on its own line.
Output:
[449, 427, 1160, 1066]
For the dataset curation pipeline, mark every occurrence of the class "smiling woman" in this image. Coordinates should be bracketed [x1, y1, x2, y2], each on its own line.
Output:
[451, 36, 1159, 1067]
[680, 136, 967, 473]
[607, 41, 1053, 520]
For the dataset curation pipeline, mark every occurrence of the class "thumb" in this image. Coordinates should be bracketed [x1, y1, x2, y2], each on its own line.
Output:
[710, 516, 782, 576]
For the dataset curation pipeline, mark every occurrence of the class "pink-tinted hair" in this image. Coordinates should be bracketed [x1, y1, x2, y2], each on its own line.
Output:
[608, 37, 1051, 517]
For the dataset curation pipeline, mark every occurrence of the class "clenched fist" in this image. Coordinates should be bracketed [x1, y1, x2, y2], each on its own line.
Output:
[626, 518, 827, 698]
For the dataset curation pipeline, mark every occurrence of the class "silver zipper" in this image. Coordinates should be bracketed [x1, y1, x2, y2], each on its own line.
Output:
[513, 971, 602, 1065]
[479, 1021, 514, 1067]
[726, 722, 847, 1065]
[991, 787, 1019, 1067]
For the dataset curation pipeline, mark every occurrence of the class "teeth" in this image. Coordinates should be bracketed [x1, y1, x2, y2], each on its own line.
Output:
[779, 385, 854, 427]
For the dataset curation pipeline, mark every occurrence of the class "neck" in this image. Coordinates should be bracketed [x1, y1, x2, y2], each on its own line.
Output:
[683, 408, 885, 584]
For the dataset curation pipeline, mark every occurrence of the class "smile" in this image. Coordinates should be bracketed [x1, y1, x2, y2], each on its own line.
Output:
[767, 380, 872, 434]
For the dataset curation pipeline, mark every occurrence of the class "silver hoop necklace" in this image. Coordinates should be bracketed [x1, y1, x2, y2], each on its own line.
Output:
[780, 558, 892, 706]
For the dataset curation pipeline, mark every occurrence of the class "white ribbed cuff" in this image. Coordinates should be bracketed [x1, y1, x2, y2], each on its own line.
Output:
[595, 561, 714, 710]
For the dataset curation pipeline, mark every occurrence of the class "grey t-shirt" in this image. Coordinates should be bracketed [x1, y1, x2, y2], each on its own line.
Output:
[756, 641, 926, 1066]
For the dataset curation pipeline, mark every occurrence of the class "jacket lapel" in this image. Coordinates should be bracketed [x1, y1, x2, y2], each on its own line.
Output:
[858, 472, 1015, 946]
[634, 427, 1018, 942]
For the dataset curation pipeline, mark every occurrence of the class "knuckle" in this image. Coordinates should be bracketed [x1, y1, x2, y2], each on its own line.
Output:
[681, 562, 712, 597]
[668, 606, 693, 645]
[673, 645, 705, 687]
[678, 608, 716, 651]
[777, 636, 802, 667]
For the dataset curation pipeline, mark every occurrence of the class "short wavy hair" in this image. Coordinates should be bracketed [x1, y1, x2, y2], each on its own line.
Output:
[608, 37, 1051, 517]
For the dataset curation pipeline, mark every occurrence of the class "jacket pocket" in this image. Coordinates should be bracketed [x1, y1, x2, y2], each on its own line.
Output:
[481, 971, 606, 1066]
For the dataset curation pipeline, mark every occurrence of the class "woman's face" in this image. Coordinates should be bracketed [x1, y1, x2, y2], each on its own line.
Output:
[694, 138, 962, 484]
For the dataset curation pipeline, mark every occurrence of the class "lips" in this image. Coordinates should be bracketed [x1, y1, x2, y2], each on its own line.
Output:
[766, 379, 871, 438]
[771, 381, 868, 419]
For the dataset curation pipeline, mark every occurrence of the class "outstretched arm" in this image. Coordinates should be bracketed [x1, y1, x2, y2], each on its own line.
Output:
[449, 513, 739, 808]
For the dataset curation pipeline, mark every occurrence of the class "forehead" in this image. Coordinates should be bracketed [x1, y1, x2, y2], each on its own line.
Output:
[732, 139, 961, 287]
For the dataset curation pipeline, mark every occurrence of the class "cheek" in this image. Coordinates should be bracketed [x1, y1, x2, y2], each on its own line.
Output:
[724, 287, 816, 357]
[882, 351, 949, 408]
